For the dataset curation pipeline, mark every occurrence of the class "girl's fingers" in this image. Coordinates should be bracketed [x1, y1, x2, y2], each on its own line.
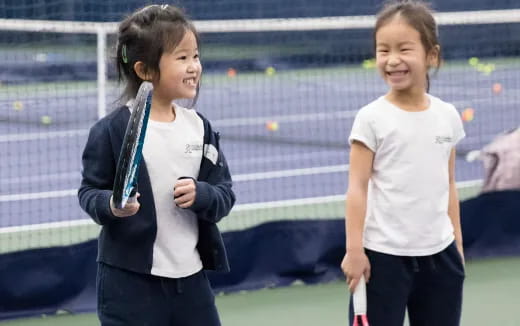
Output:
[364, 268, 371, 283]
[174, 186, 194, 198]
[115, 202, 140, 217]
[110, 195, 141, 217]
[177, 199, 194, 208]
[174, 193, 195, 207]
[348, 277, 359, 292]
[174, 180, 195, 197]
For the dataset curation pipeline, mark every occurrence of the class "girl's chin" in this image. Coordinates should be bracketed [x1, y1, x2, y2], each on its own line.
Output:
[386, 79, 415, 90]
[178, 89, 197, 99]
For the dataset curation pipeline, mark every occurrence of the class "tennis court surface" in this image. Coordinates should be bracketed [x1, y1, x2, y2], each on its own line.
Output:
[1, 257, 519, 325]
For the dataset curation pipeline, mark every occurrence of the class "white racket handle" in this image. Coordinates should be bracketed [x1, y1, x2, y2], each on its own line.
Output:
[353, 274, 367, 315]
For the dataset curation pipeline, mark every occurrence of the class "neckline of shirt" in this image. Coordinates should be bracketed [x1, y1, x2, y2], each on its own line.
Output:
[381, 94, 434, 114]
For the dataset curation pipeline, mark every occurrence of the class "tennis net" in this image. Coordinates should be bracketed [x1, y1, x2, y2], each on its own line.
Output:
[1, 9, 519, 253]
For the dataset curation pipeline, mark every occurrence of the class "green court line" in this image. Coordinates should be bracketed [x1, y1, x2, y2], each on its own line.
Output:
[0, 81, 102, 98]
[2, 42, 520, 64]
[1, 57, 518, 96]
[0, 43, 317, 61]
[1, 257, 519, 326]
[0, 183, 481, 254]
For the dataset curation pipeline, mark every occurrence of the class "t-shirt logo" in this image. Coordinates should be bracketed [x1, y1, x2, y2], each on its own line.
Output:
[185, 143, 203, 154]
[435, 136, 453, 144]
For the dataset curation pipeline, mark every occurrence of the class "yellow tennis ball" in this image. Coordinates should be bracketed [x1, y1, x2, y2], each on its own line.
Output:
[266, 121, 279, 131]
[40, 115, 52, 125]
[13, 101, 24, 111]
[461, 108, 474, 122]
[265, 67, 276, 76]
[468, 57, 479, 66]
[476, 63, 486, 72]
[362, 58, 376, 69]
[482, 64, 495, 76]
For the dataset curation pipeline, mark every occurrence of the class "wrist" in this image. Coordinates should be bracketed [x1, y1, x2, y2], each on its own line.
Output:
[346, 245, 364, 253]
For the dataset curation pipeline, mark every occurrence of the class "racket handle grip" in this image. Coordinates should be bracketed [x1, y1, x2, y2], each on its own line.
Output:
[353, 274, 367, 315]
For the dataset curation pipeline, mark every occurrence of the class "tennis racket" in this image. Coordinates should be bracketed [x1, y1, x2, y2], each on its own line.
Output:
[112, 81, 153, 209]
[352, 274, 369, 326]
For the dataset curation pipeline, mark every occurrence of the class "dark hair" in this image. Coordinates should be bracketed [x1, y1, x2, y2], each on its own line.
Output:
[116, 4, 200, 101]
[374, 0, 441, 91]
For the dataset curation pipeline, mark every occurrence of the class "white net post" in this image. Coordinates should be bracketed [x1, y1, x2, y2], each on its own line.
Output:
[96, 28, 107, 119]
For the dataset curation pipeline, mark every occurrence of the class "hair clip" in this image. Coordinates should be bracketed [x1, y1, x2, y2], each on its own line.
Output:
[121, 44, 128, 64]
[160, 4, 169, 10]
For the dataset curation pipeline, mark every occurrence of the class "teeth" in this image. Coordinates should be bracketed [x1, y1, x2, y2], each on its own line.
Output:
[388, 71, 406, 76]
[183, 78, 196, 86]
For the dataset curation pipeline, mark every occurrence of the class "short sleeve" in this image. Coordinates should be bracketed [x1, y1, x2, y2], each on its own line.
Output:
[449, 104, 465, 145]
[348, 108, 377, 152]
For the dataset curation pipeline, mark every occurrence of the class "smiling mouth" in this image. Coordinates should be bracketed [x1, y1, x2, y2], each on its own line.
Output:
[183, 78, 197, 86]
[386, 70, 408, 77]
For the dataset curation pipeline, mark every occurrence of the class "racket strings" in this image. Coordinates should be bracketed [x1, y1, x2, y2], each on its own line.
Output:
[123, 92, 149, 198]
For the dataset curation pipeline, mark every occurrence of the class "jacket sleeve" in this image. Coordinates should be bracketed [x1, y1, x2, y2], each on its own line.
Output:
[189, 121, 235, 223]
[190, 156, 235, 223]
[78, 120, 119, 225]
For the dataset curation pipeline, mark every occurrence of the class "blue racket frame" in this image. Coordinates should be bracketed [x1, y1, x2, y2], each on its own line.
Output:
[112, 81, 153, 209]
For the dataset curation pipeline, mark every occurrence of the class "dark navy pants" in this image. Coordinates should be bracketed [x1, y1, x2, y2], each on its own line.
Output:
[97, 263, 221, 326]
[349, 242, 465, 326]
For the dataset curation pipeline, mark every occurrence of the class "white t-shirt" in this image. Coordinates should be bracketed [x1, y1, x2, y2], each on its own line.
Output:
[141, 105, 204, 278]
[348, 95, 465, 256]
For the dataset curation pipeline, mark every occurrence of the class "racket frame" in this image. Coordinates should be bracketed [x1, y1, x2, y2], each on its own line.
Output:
[112, 82, 153, 209]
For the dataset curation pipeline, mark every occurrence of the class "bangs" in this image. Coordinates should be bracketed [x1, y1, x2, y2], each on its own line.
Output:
[160, 22, 198, 53]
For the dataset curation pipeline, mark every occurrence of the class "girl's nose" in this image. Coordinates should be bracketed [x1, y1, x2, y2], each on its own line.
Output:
[187, 58, 201, 72]
[387, 54, 401, 66]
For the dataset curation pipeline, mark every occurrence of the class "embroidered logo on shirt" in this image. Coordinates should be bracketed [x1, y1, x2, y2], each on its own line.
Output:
[435, 136, 453, 144]
[185, 143, 203, 154]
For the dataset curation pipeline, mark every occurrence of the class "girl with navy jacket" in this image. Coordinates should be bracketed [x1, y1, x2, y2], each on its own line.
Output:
[78, 5, 235, 326]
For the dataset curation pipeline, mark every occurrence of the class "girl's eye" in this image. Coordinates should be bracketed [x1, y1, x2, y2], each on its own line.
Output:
[194, 54, 199, 59]
[177, 56, 187, 60]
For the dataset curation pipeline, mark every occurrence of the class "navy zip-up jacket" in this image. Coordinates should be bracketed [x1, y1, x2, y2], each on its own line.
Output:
[78, 106, 235, 274]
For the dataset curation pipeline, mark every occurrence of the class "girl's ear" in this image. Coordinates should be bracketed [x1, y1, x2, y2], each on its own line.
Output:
[133, 61, 153, 81]
[428, 45, 441, 68]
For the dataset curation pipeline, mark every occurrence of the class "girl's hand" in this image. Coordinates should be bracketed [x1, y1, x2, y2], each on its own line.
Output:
[341, 249, 371, 292]
[110, 193, 140, 217]
[174, 178, 196, 208]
